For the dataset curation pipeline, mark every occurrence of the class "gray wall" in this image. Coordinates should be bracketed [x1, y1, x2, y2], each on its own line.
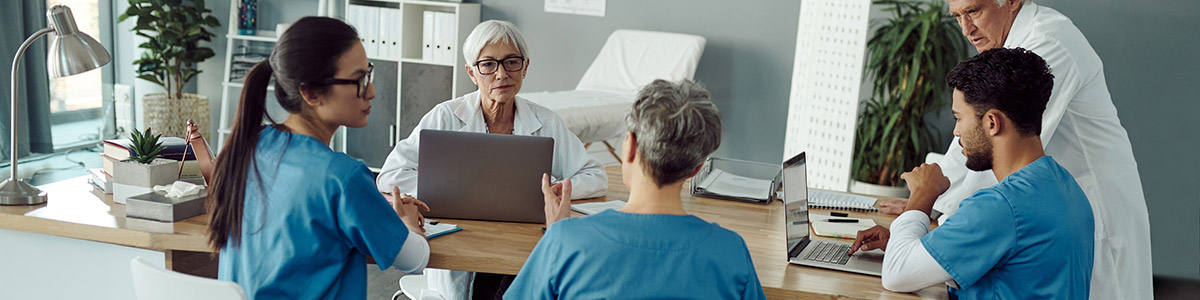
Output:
[479, 0, 802, 163]
[1036, 0, 1200, 280]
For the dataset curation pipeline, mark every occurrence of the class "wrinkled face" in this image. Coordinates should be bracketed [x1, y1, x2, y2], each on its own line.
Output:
[952, 90, 994, 171]
[948, 0, 1021, 53]
[467, 40, 528, 104]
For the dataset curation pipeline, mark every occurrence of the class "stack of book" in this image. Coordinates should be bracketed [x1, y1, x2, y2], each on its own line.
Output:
[95, 137, 202, 194]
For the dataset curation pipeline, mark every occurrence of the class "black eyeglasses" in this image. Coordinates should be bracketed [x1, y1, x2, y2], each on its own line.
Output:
[320, 63, 374, 98]
[473, 57, 526, 75]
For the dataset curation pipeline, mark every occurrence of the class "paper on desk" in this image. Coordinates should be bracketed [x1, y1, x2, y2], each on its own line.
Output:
[696, 169, 773, 200]
[571, 200, 626, 215]
[424, 220, 461, 240]
[811, 216, 877, 239]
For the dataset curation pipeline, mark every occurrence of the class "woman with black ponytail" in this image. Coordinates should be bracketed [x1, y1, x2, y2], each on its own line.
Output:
[206, 17, 429, 299]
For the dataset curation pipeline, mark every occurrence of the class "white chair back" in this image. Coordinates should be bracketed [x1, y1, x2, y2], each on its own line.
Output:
[575, 29, 706, 94]
[130, 257, 247, 300]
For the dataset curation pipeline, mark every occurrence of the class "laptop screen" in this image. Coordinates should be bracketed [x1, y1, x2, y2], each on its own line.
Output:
[782, 152, 810, 255]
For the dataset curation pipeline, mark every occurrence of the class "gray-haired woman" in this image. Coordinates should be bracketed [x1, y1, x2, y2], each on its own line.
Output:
[375, 20, 608, 300]
[507, 79, 766, 299]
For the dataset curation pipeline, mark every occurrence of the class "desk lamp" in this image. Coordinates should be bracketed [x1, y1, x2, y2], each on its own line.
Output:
[0, 5, 110, 205]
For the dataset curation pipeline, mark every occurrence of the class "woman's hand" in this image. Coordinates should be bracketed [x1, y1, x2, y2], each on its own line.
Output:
[391, 186, 430, 238]
[541, 173, 571, 227]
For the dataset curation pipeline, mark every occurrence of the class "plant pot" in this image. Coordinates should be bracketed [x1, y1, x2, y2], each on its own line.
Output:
[142, 93, 209, 139]
[849, 180, 910, 199]
[112, 158, 181, 188]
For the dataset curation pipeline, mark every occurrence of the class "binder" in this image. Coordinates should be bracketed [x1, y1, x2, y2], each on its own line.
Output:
[389, 8, 401, 59]
[430, 11, 444, 63]
[423, 11, 434, 62]
[366, 6, 379, 57]
[440, 12, 455, 65]
[377, 7, 388, 59]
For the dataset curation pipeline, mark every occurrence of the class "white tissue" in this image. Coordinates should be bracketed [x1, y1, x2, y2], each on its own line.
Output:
[153, 181, 205, 199]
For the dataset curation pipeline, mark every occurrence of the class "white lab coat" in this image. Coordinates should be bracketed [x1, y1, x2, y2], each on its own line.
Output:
[376, 91, 608, 300]
[376, 90, 608, 198]
[933, 3, 1152, 299]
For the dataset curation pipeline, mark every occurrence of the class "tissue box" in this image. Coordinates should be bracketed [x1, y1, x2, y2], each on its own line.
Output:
[125, 191, 206, 222]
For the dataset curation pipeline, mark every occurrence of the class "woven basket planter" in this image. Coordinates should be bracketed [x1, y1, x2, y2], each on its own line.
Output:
[142, 93, 209, 139]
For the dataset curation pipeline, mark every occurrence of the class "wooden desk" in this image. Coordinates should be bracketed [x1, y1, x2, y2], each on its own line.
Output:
[0, 177, 211, 256]
[427, 167, 948, 299]
[0, 177, 215, 299]
[0, 171, 947, 299]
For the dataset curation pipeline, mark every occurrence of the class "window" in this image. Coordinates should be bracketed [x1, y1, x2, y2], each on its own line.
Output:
[47, 0, 106, 150]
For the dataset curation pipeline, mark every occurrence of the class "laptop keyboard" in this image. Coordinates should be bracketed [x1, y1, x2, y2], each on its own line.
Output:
[803, 240, 852, 265]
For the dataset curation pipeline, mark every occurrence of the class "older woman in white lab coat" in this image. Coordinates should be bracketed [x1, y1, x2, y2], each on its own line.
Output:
[914, 1, 1152, 299]
[375, 20, 607, 300]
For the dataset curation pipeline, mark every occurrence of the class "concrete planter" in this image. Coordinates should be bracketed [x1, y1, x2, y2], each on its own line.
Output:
[142, 93, 209, 139]
[112, 158, 180, 188]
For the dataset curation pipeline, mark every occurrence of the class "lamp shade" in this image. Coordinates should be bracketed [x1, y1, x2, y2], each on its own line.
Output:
[46, 5, 110, 78]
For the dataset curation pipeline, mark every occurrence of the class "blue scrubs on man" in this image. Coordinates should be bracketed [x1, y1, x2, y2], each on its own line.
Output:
[922, 156, 1094, 299]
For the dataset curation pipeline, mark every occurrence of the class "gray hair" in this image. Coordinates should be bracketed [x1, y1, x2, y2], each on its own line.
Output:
[626, 79, 723, 187]
[994, 0, 1030, 7]
[462, 20, 530, 64]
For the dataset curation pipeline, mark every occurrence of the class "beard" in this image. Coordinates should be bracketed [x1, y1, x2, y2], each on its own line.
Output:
[963, 125, 995, 172]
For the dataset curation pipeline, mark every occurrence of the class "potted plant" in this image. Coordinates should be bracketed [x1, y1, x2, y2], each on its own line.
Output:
[118, 0, 220, 139]
[849, 0, 968, 197]
[112, 127, 181, 204]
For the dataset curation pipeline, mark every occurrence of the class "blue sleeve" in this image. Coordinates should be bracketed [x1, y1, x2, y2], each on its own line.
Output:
[335, 162, 411, 269]
[504, 224, 567, 300]
[920, 189, 1017, 287]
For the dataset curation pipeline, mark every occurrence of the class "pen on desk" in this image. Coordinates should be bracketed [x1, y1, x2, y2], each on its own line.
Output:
[826, 218, 859, 223]
[830, 212, 849, 217]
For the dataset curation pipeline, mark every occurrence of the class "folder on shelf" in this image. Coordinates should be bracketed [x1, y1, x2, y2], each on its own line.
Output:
[429, 11, 442, 63]
[386, 8, 400, 59]
[377, 7, 389, 60]
[439, 12, 455, 65]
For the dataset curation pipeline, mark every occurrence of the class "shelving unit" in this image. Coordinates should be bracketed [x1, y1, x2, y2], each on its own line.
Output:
[216, 0, 479, 172]
[341, 0, 479, 170]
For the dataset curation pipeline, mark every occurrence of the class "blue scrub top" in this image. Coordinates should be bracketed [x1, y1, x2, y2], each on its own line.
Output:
[504, 209, 766, 299]
[218, 126, 411, 300]
[922, 156, 1094, 299]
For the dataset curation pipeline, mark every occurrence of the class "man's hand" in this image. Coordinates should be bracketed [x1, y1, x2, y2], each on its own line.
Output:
[541, 173, 572, 227]
[391, 186, 430, 238]
[849, 225, 891, 255]
[878, 199, 907, 215]
[900, 163, 950, 216]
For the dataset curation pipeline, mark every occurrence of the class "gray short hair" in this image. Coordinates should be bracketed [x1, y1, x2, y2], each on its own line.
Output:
[462, 20, 530, 64]
[626, 79, 722, 187]
[994, 0, 1030, 7]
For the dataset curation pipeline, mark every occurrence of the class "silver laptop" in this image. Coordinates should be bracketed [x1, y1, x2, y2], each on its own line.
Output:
[417, 130, 553, 223]
[783, 152, 884, 276]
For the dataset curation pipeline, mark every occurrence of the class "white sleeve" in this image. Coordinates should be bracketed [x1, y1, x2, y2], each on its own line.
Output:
[544, 113, 608, 200]
[390, 230, 430, 274]
[881, 211, 954, 292]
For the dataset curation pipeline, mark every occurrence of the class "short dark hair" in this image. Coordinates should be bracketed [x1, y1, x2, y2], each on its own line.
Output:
[946, 47, 1054, 137]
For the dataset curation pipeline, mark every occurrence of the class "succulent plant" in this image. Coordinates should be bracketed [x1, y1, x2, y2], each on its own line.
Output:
[130, 127, 167, 164]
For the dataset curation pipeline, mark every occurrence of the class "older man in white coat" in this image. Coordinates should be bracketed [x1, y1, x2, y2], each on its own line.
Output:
[909, 0, 1151, 298]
